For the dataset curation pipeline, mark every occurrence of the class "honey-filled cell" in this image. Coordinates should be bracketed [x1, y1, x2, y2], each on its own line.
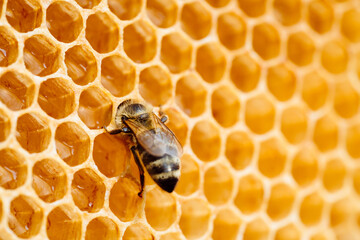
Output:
[164, 108, 188, 146]
[273, 0, 301, 26]
[230, 53, 260, 92]
[321, 40, 348, 74]
[206, 0, 230, 8]
[146, 0, 178, 28]
[266, 183, 295, 220]
[291, 145, 318, 186]
[160, 232, 184, 240]
[330, 198, 352, 227]
[6, 0, 42, 33]
[281, 106, 307, 144]
[266, 64, 296, 102]
[274, 224, 301, 240]
[0, 148, 27, 189]
[123, 222, 154, 240]
[0, 109, 10, 142]
[245, 95, 275, 134]
[212, 208, 241, 240]
[258, 137, 287, 178]
[252, 23, 280, 60]
[353, 167, 360, 195]
[234, 175, 264, 214]
[346, 123, 360, 159]
[299, 192, 324, 226]
[287, 32, 315, 67]
[341, 9, 360, 43]
[322, 158, 346, 192]
[313, 114, 338, 152]
[0, 26, 18, 66]
[333, 79, 359, 119]
[243, 218, 269, 240]
[238, 0, 266, 18]
[217, 12, 246, 50]
[307, 0, 334, 34]
[108, 0, 142, 21]
[75, 0, 100, 9]
[225, 131, 254, 170]
[175, 154, 200, 196]
[301, 71, 328, 111]
[85, 217, 119, 240]
[181, 2, 211, 40]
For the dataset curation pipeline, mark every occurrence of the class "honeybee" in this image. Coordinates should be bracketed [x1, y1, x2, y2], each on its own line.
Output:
[104, 99, 182, 197]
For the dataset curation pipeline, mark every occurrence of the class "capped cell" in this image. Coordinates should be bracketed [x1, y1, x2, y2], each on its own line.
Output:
[322, 158, 346, 192]
[341, 9, 360, 42]
[0, 26, 18, 66]
[230, 53, 260, 92]
[108, 0, 142, 20]
[245, 95, 275, 134]
[287, 32, 315, 67]
[243, 218, 269, 240]
[234, 175, 264, 214]
[301, 71, 328, 110]
[225, 131, 254, 170]
[123, 222, 154, 240]
[266, 183, 295, 220]
[299, 192, 324, 226]
[175, 154, 200, 196]
[252, 23, 280, 60]
[0, 110, 10, 142]
[275, 224, 301, 240]
[85, 217, 119, 240]
[307, 0, 334, 34]
[267, 64, 296, 102]
[334, 79, 359, 119]
[0, 148, 27, 189]
[281, 106, 308, 144]
[181, 2, 211, 40]
[237, 0, 266, 17]
[75, 0, 100, 9]
[258, 137, 287, 178]
[273, 0, 301, 26]
[313, 114, 338, 152]
[212, 209, 241, 240]
[321, 40, 348, 74]
[291, 145, 318, 186]
[146, 0, 178, 28]
[217, 12, 246, 50]
[6, 0, 42, 33]
[163, 108, 188, 146]
[346, 123, 360, 159]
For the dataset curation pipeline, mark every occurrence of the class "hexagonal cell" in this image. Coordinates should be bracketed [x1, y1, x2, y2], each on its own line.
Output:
[212, 208, 241, 240]
[196, 43, 226, 84]
[46, 205, 82, 240]
[146, 0, 178, 28]
[281, 106, 308, 144]
[273, 0, 301, 26]
[291, 146, 318, 186]
[334, 80, 359, 119]
[101, 55, 136, 97]
[139, 65, 172, 106]
[267, 64, 296, 101]
[23, 35, 60, 76]
[313, 114, 338, 152]
[38, 78, 75, 119]
[346, 123, 360, 159]
[287, 32, 315, 67]
[16, 113, 51, 153]
[230, 53, 260, 92]
[65, 45, 97, 86]
[8, 195, 43, 238]
[299, 192, 324, 226]
[85, 217, 119, 240]
[252, 23, 280, 60]
[321, 40, 348, 74]
[123, 223, 154, 240]
[211, 85, 240, 128]
[217, 12, 246, 50]
[204, 163, 233, 205]
[266, 183, 295, 220]
[258, 138, 287, 178]
[74, 0, 100, 9]
[109, 177, 142, 222]
[245, 95, 275, 134]
[175, 154, 199, 196]
[108, 0, 141, 20]
[0, 26, 18, 66]
[164, 108, 188, 146]
[0, 110, 10, 142]
[206, 0, 230, 7]
[179, 198, 211, 239]
[234, 175, 264, 214]
[190, 120, 221, 162]
[301, 71, 328, 110]
[0, 148, 27, 189]
[123, 20, 157, 63]
[86, 12, 119, 53]
[307, 0, 334, 34]
[32, 158, 67, 203]
[354, 168, 360, 195]
[322, 158, 346, 192]
[46, 1, 83, 43]
[330, 198, 352, 227]
[0, 70, 35, 111]
[72, 168, 105, 213]
[275, 224, 300, 240]
[341, 9, 360, 42]
[225, 131, 254, 170]
[6, 0, 42, 33]
[78, 86, 112, 129]
[238, 0, 266, 17]
[243, 218, 269, 240]
[181, 2, 211, 40]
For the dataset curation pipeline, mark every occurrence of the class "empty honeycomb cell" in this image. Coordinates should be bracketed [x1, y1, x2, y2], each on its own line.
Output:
[175, 74, 207, 117]
[341, 9, 360, 42]
[287, 32, 315, 67]
[74, 0, 100, 9]
[258, 138, 287, 178]
[32, 158, 67, 203]
[196, 43, 226, 84]
[23, 35, 60, 76]
[230, 53, 260, 92]
[0, 110, 10, 141]
[204, 164, 233, 205]
[8, 195, 43, 238]
[301, 71, 328, 110]
[38, 78, 75, 119]
[212, 209, 241, 240]
[299, 192, 324, 226]
[16, 112, 51, 153]
[146, 0, 178, 28]
[334, 80, 359, 119]
[0, 70, 35, 111]
[245, 95, 275, 134]
[55, 122, 90, 166]
[101, 55, 136, 97]
[217, 12, 246, 50]
[225, 131, 254, 170]
[307, 0, 334, 34]
[322, 158, 346, 192]
[211, 86, 240, 128]
[281, 106, 307, 144]
[46, 2, 83, 43]
[274, 224, 300, 240]
[266, 183, 295, 220]
[179, 198, 211, 239]
[0, 26, 18, 66]
[291, 146, 318, 186]
[65, 45, 97, 86]
[313, 114, 338, 152]
[78, 86, 112, 129]
[243, 218, 269, 240]
[164, 108, 188, 146]
[206, 0, 230, 8]
[161, 32, 192, 73]
[0, 148, 27, 189]
[123, 20, 157, 63]
[237, 0, 266, 17]
[6, 0, 42, 33]
[86, 12, 119, 54]
[190, 120, 221, 162]
[123, 222, 154, 240]
[267, 64, 296, 101]
[346, 123, 360, 159]
[139, 65, 172, 106]
[234, 175, 264, 214]
[330, 198, 352, 227]
[85, 217, 119, 240]
[46, 205, 82, 240]
[181, 2, 211, 40]
[109, 177, 141, 222]
[273, 0, 301, 26]
[252, 23, 280, 60]
[108, 0, 141, 20]
[321, 40, 348, 74]
[175, 154, 200, 196]
[145, 187, 177, 230]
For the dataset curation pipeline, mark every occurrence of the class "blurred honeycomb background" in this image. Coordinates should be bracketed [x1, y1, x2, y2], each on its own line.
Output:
[0, 0, 360, 239]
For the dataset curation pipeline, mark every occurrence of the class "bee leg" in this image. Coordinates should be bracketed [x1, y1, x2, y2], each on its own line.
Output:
[103, 126, 123, 135]
[130, 146, 145, 198]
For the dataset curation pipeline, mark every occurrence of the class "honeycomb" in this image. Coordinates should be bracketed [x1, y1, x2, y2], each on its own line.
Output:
[0, 0, 360, 239]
